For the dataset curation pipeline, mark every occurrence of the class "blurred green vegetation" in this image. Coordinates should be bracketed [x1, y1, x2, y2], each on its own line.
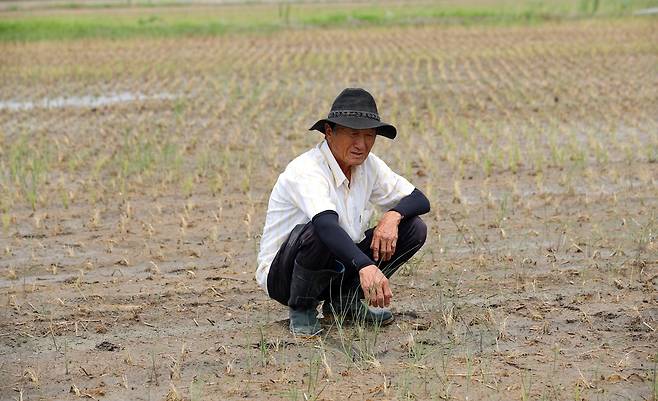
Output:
[0, 0, 656, 41]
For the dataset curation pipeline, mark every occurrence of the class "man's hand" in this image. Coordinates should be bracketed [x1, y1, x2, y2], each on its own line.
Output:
[359, 265, 392, 307]
[371, 211, 402, 262]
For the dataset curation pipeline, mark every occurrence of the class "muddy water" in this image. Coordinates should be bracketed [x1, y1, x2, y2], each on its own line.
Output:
[0, 92, 176, 111]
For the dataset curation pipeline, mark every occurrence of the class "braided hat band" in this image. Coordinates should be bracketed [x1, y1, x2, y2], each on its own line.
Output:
[327, 110, 381, 122]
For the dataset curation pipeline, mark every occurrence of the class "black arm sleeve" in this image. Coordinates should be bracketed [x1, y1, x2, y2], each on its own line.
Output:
[312, 210, 374, 271]
[390, 188, 430, 218]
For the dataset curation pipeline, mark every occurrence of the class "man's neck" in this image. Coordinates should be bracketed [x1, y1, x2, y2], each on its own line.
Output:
[338, 162, 351, 183]
[326, 141, 352, 184]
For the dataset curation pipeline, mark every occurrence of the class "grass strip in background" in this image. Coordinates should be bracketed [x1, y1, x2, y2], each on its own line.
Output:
[0, 0, 657, 41]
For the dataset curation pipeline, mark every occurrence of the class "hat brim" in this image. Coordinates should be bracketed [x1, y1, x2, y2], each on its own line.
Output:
[309, 116, 397, 139]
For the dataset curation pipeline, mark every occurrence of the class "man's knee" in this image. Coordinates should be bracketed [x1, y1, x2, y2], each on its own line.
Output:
[405, 216, 427, 247]
[299, 222, 327, 251]
[296, 222, 333, 268]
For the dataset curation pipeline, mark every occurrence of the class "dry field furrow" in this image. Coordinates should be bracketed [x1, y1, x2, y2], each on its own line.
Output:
[1, 18, 657, 401]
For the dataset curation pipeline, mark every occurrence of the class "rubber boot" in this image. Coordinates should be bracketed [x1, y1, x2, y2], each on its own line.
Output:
[288, 261, 340, 337]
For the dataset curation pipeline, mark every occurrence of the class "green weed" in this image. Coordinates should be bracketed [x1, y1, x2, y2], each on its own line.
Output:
[6, 136, 50, 210]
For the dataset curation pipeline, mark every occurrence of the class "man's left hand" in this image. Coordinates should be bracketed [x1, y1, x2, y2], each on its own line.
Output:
[371, 211, 402, 262]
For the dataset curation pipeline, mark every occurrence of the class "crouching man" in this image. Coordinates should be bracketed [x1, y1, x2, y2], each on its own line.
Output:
[256, 88, 430, 337]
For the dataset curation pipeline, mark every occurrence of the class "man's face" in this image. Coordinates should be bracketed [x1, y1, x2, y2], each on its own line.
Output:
[325, 124, 376, 171]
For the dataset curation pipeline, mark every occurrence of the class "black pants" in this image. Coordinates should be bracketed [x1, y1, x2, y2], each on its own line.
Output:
[267, 216, 427, 306]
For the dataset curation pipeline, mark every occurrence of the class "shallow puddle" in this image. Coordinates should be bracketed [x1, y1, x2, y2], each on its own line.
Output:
[0, 92, 176, 111]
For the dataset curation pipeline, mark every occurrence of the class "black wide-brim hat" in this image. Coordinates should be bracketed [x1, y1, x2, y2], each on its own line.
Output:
[309, 88, 397, 139]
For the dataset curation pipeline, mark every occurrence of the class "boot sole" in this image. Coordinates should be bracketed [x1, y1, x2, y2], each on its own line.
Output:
[290, 326, 323, 338]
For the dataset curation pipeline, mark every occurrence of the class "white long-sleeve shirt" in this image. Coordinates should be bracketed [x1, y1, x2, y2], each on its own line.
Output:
[256, 140, 414, 294]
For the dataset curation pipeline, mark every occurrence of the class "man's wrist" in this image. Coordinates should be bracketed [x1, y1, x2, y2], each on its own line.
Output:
[385, 210, 403, 223]
[359, 264, 378, 274]
[355, 257, 376, 271]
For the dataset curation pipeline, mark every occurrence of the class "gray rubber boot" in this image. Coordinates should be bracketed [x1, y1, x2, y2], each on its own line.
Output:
[288, 261, 340, 337]
[289, 308, 322, 337]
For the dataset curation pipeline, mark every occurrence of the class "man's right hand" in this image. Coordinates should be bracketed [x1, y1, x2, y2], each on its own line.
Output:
[359, 265, 393, 308]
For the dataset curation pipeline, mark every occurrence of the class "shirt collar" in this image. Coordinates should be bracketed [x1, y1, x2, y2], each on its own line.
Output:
[319, 140, 349, 188]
